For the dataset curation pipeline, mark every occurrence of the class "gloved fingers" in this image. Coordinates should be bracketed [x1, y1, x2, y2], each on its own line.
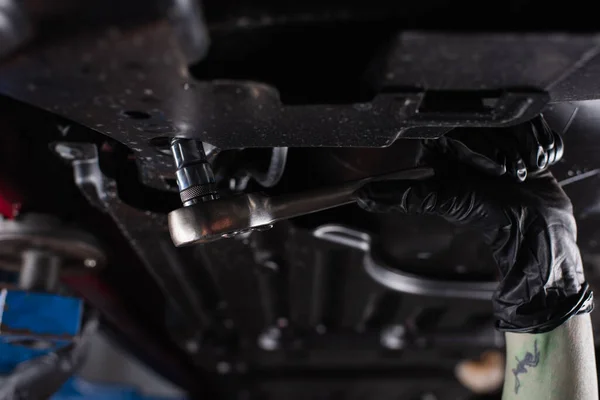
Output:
[356, 180, 411, 213]
[549, 130, 564, 165]
[356, 178, 480, 222]
[423, 126, 530, 181]
[484, 131, 528, 182]
[444, 137, 508, 177]
[507, 115, 563, 175]
[532, 117, 555, 157]
[532, 116, 564, 166]
[505, 146, 528, 182]
[509, 121, 548, 171]
[420, 116, 564, 183]
[357, 180, 430, 214]
[420, 135, 507, 177]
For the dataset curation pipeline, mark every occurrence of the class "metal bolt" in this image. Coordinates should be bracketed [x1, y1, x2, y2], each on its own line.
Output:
[381, 324, 406, 350]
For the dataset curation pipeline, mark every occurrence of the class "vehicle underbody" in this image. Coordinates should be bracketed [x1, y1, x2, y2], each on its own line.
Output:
[2, 1, 600, 398]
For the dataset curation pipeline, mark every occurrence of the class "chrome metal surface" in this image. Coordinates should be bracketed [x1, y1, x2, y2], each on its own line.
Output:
[312, 224, 498, 300]
[168, 167, 434, 246]
[313, 224, 371, 251]
[171, 138, 218, 205]
[171, 138, 208, 172]
[0, 215, 106, 273]
[175, 163, 215, 193]
[19, 250, 61, 292]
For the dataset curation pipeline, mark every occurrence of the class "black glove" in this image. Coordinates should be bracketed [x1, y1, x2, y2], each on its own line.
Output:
[418, 116, 564, 182]
[357, 116, 593, 334]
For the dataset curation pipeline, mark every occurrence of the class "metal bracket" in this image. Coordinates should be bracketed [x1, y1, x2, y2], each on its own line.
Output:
[53, 142, 212, 340]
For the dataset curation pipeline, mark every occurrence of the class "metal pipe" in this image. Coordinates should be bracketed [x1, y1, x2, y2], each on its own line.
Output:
[313, 224, 498, 301]
[245, 147, 289, 189]
[19, 250, 61, 292]
[364, 254, 497, 300]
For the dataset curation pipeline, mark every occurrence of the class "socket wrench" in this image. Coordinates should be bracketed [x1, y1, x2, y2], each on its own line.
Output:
[168, 166, 434, 246]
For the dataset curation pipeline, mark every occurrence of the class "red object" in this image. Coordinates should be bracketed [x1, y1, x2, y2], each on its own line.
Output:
[0, 178, 21, 219]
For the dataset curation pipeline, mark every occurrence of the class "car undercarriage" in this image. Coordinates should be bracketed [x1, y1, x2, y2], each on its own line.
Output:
[2, 1, 600, 398]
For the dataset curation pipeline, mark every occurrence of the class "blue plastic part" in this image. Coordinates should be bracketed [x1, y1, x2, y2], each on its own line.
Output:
[0, 340, 56, 374]
[0, 289, 83, 374]
[52, 378, 187, 400]
[0, 289, 82, 338]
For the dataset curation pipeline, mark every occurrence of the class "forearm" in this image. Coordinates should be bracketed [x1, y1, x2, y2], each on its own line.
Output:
[502, 314, 598, 400]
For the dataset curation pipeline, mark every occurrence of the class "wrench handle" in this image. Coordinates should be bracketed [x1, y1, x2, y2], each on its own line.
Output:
[268, 166, 435, 221]
[169, 166, 435, 246]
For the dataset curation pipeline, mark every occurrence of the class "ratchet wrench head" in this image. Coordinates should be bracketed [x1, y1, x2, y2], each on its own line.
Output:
[168, 194, 273, 246]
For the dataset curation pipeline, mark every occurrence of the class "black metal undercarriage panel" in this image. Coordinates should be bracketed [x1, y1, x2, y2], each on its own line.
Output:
[3, 1, 600, 399]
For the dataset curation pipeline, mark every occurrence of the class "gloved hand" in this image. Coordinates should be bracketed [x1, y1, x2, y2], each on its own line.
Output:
[418, 116, 564, 182]
[357, 116, 593, 334]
